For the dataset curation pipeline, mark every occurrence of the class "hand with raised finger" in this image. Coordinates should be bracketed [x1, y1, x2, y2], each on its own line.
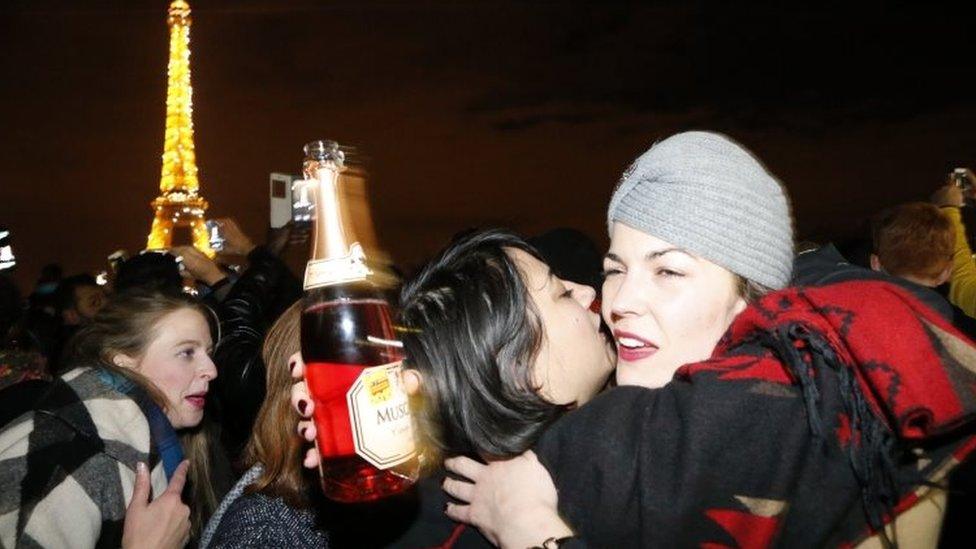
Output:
[443, 452, 572, 549]
[122, 461, 191, 549]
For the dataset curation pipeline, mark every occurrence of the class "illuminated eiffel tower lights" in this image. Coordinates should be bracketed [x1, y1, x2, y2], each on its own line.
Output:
[146, 0, 214, 256]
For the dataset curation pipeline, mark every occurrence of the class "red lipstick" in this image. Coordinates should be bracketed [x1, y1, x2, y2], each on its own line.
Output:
[613, 330, 658, 362]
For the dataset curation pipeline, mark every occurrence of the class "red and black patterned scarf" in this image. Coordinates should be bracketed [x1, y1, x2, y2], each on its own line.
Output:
[679, 280, 976, 545]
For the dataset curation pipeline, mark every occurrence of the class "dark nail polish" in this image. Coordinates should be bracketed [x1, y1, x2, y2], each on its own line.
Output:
[289, 360, 297, 373]
[298, 400, 307, 415]
[299, 426, 307, 439]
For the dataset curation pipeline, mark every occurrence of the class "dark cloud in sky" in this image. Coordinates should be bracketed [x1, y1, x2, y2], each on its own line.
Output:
[2, 0, 976, 291]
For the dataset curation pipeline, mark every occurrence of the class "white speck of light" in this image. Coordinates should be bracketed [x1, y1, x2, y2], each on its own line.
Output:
[341, 317, 355, 336]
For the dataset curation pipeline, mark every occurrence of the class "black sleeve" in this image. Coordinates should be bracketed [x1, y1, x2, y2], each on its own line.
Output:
[210, 245, 302, 459]
[534, 386, 661, 546]
[534, 379, 822, 547]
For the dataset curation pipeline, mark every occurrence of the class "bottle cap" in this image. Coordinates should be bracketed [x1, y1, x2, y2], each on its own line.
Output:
[303, 140, 345, 167]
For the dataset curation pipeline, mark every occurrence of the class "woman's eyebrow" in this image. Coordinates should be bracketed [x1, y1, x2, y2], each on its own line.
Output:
[644, 247, 694, 261]
[605, 248, 695, 263]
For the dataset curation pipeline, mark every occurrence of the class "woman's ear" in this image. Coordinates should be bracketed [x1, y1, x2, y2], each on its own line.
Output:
[403, 369, 423, 396]
[732, 295, 748, 317]
[112, 353, 137, 369]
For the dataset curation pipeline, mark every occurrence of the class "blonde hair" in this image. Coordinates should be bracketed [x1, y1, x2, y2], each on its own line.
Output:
[242, 300, 311, 507]
[64, 291, 217, 536]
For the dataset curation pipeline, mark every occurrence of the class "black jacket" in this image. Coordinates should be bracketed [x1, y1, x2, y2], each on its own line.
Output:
[211, 246, 302, 462]
[534, 280, 976, 547]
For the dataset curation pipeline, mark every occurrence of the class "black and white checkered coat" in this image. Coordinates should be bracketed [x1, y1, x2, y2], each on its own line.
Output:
[0, 367, 168, 548]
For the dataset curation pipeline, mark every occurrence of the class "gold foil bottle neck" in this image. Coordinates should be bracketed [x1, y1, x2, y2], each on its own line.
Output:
[302, 139, 371, 289]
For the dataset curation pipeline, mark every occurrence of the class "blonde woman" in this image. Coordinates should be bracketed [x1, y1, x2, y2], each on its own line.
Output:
[0, 291, 218, 548]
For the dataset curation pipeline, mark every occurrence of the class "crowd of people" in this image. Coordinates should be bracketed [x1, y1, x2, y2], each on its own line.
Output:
[2, 131, 976, 548]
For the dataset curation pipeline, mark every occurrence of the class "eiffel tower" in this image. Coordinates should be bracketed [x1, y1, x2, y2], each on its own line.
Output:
[146, 0, 214, 256]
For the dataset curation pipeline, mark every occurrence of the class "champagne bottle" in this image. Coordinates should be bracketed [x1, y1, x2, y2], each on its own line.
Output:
[299, 139, 416, 502]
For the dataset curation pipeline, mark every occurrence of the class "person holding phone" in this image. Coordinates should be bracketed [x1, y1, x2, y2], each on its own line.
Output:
[203, 219, 305, 463]
[932, 173, 976, 319]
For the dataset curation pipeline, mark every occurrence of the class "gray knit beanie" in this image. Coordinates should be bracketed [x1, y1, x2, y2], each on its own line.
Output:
[607, 131, 794, 289]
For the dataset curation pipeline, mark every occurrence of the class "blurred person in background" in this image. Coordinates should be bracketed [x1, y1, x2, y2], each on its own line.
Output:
[57, 274, 107, 328]
[931, 175, 976, 319]
[14, 263, 65, 364]
[114, 251, 185, 296]
[868, 202, 976, 340]
[27, 263, 61, 317]
[0, 271, 22, 346]
[870, 203, 954, 288]
[49, 273, 107, 372]
[528, 227, 605, 292]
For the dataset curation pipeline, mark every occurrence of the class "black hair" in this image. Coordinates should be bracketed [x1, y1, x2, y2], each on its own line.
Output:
[114, 252, 183, 296]
[55, 273, 98, 313]
[399, 228, 572, 463]
[528, 227, 603, 291]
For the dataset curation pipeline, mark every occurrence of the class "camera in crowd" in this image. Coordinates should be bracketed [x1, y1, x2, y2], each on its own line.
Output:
[952, 167, 974, 195]
[206, 219, 225, 252]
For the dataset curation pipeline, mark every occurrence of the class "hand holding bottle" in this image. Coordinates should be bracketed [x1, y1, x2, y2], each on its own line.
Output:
[289, 351, 421, 469]
[295, 139, 419, 500]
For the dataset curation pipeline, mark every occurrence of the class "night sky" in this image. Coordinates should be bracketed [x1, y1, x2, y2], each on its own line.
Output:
[2, 0, 976, 291]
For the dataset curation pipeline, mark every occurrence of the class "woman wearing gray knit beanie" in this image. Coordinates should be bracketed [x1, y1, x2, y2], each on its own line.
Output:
[602, 130, 793, 388]
[444, 131, 970, 548]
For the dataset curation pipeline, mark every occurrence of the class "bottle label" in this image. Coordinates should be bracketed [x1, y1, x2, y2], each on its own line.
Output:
[346, 361, 416, 469]
[304, 242, 373, 289]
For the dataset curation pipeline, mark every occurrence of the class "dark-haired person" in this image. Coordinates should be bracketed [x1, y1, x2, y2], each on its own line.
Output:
[288, 228, 613, 545]
[290, 229, 614, 462]
[114, 251, 185, 296]
[0, 291, 217, 547]
[405, 229, 615, 461]
[50, 273, 107, 371]
[56, 274, 107, 329]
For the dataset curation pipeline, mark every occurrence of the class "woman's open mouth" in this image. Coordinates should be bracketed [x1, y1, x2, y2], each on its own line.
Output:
[614, 330, 658, 362]
[185, 392, 207, 409]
